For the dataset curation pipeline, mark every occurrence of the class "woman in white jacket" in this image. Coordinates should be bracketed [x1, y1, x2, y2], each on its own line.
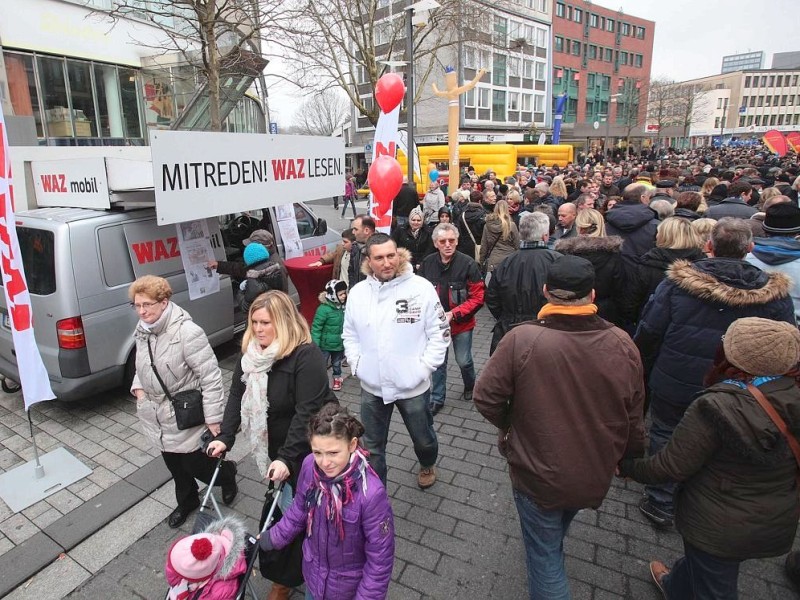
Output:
[129, 275, 237, 528]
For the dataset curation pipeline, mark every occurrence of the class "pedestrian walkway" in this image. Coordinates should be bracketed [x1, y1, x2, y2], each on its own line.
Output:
[1, 249, 798, 597]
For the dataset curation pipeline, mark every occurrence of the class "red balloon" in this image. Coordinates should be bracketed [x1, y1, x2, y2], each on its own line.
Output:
[368, 155, 403, 219]
[375, 73, 406, 114]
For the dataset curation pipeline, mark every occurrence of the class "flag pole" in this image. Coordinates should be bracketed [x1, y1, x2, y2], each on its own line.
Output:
[26, 407, 45, 478]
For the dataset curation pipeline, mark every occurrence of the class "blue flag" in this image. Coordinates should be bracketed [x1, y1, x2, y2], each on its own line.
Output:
[552, 93, 567, 144]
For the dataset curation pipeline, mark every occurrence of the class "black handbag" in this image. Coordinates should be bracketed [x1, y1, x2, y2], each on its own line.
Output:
[146, 338, 205, 430]
[258, 483, 305, 587]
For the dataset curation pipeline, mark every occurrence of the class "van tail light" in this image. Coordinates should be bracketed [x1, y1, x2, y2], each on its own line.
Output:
[57, 317, 86, 349]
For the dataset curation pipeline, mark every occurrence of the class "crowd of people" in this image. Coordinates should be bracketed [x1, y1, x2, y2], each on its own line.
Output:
[131, 143, 800, 600]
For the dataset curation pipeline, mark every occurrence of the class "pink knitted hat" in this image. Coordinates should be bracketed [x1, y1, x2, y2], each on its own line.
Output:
[168, 530, 233, 582]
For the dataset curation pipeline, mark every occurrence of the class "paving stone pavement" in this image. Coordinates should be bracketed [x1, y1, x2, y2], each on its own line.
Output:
[2, 252, 800, 598]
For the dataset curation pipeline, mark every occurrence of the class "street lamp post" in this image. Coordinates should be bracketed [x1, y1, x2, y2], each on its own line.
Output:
[601, 94, 621, 162]
[405, 0, 440, 183]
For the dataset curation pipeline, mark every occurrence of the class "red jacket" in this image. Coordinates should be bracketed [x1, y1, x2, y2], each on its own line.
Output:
[419, 251, 485, 336]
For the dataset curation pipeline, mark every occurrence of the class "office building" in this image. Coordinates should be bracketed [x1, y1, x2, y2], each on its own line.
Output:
[721, 51, 764, 74]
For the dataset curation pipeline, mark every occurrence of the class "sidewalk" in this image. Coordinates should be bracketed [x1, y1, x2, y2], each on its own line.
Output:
[3, 306, 798, 599]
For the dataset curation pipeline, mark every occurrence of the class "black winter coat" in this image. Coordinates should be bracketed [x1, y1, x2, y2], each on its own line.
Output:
[605, 203, 659, 264]
[391, 224, 434, 270]
[554, 235, 626, 327]
[457, 202, 486, 258]
[622, 246, 705, 323]
[635, 258, 794, 408]
[216, 343, 336, 484]
[486, 244, 561, 353]
[621, 377, 800, 560]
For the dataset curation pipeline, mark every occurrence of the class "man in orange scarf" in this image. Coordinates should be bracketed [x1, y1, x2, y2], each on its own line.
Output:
[474, 255, 645, 600]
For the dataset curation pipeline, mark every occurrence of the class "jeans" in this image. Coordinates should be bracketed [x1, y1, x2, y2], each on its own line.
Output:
[513, 489, 578, 600]
[645, 396, 687, 515]
[341, 195, 357, 218]
[430, 329, 476, 406]
[360, 388, 438, 485]
[663, 540, 741, 599]
[321, 349, 344, 377]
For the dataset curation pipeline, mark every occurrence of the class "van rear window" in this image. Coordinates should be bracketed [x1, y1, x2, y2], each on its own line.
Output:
[16, 228, 56, 295]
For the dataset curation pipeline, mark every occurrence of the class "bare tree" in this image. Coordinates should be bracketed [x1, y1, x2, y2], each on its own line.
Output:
[271, 0, 509, 126]
[646, 77, 677, 148]
[95, 0, 284, 131]
[672, 84, 713, 149]
[292, 90, 351, 136]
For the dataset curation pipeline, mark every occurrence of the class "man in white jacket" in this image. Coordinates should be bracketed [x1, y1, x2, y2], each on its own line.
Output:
[343, 233, 449, 489]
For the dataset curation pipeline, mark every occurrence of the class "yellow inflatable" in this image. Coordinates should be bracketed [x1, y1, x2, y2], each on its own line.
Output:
[398, 144, 575, 194]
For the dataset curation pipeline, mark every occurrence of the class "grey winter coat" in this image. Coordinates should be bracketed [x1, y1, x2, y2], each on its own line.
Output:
[132, 302, 225, 453]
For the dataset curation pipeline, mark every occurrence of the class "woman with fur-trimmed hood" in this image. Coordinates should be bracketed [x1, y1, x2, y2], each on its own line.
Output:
[555, 208, 626, 327]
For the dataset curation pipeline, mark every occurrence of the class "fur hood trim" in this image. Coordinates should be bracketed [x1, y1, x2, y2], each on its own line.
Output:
[361, 246, 412, 277]
[667, 260, 791, 307]
[555, 235, 623, 255]
[199, 515, 247, 578]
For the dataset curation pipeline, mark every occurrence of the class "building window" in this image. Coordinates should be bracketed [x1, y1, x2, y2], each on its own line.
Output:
[774, 95, 780, 105]
[757, 96, 763, 107]
[509, 20, 521, 41]
[634, 54, 643, 68]
[755, 115, 761, 126]
[738, 115, 746, 127]
[793, 75, 799, 86]
[587, 73, 595, 88]
[761, 76, 767, 86]
[782, 95, 788, 106]
[555, 2, 564, 17]
[3, 53, 44, 137]
[464, 89, 475, 107]
[571, 40, 581, 56]
[635, 26, 645, 39]
[601, 75, 610, 90]
[620, 51, 628, 66]
[573, 8, 582, 22]
[509, 57, 521, 77]
[555, 36, 564, 52]
[588, 45, 597, 60]
[621, 22, 630, 36]
[605, 18, 614, 32]
[492, 90, 506, 121]
[777, 114, 785, 126]
[714, 117, 720, 128]
[744, 76, 751, 87]
[464, 47, 476, 68]
[537, 28, 547, 48]
[749, 96, 756, 107]
[478, 87, 490, 109]
[769, 75, 775, 87]
[521, 93, 532, 112]
[535, 61, 545, 81]
[770, 114, 777, 126]
[508, 92, 520, 111]
[589, 13, 598, 27]
[777, 75, 783, 87]
[765, 95, 771, 106]
[604, 48, 613, 62]
[494, 16, 508, 43]
[747, 115, 754, 125]
[523, 59, 534, 78]
[493, 54, 507, 86]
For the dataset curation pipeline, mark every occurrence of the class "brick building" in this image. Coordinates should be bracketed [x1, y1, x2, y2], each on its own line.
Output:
[551, 0, 654, 147]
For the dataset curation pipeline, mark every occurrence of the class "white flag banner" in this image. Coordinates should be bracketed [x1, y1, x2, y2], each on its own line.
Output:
[0, 107, 56, 409]
[370, 105, 401, 233]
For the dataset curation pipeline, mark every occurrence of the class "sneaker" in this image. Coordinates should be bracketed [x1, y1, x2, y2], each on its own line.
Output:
[649, 561, 670, 599]
[342, 358, 349, 368]
[638, 498, 674, 528]
[417, 466, 437, 489]
[332, 377, 343, 391]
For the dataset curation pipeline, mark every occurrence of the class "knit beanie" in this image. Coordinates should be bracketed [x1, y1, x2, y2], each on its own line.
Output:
[723, 317, 800, 376]
[167, 530, 233, 582]
[243, 242, 269, 266]
[409, 206, 424, 221]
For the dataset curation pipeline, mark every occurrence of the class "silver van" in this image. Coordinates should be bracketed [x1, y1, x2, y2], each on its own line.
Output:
[0, 202, 338, 401]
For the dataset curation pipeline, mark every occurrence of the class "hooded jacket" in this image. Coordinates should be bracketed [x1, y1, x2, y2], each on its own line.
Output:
[605, 203, 659, 262]
[268, 454, 395, 600]
[623, 246, 706, 323]
[456, 202, 486, 258]
[342, 248, 449, 402]
[554, 235, 626, 327]
[635, 258, 795, 407]
[747, 236, 800, 320]
[620, 378, 800, 560]
[474, 312, 645, 511]
[132, 303, 225, 453]
[165, 516, 248, 600]
[311, 294, 345, 352]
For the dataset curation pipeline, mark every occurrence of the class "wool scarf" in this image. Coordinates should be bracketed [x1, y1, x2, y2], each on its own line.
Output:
[537, 303, 598, 318]
[305, 448, 370, 540]
[240, 340, 279, 478]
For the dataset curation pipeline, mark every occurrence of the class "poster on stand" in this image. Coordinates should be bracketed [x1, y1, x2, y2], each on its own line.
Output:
[275, 204, 303, 259]
[175, 219, 219, 300]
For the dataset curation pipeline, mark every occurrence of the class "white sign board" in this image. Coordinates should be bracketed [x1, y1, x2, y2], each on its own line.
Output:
[150, 131, 345, 225]
[31, 157, 110, 209]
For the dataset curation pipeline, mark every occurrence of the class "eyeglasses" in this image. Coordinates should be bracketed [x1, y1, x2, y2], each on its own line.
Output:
[130, 301, 159, 311]
[438, 238, 458, 245]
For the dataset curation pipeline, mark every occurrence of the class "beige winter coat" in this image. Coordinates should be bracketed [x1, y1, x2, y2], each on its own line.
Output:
[131, 302, 225, 453]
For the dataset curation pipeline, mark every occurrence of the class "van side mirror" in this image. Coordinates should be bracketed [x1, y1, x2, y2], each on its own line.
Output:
[314, 218, 328, 236]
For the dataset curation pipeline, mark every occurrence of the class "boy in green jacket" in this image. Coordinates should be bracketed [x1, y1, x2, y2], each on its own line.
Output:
[312, 279, 348, 390]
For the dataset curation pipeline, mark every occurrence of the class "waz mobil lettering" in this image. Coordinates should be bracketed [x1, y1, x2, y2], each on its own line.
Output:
[40, 174, 100, 194]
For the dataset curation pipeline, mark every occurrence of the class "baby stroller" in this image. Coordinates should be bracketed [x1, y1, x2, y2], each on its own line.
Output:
[164, 455, 285, 600]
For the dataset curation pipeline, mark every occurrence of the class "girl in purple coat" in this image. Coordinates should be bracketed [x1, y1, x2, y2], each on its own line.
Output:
[259, 404, 395, 600]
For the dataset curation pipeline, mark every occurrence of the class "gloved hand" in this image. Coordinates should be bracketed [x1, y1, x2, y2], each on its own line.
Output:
[258, 532, 274, 551]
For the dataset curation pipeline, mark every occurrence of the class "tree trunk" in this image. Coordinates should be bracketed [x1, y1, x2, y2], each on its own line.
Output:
[202, 3, 222, 132]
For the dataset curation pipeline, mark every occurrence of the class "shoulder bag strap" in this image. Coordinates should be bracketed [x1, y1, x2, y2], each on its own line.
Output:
[461, 211, 477, 245]
[747, 382, 800, 485]
[146, 337, 174, 402]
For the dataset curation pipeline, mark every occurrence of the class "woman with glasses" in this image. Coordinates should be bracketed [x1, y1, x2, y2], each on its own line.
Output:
[129, 275, 236, 529]
[206, 290, 336, 600]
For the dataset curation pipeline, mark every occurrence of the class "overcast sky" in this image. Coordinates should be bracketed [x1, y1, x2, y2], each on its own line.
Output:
[267, 0, 799, 126]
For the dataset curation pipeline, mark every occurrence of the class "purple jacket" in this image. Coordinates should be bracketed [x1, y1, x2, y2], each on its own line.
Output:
[269, 454, 395, 600]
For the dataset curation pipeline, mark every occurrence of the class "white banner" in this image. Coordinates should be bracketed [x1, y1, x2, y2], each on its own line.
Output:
[31, 157, 110, 209]
[150, 131, 345, 225]
[0, 107, 56, 409]
[371, 106, 401, 233]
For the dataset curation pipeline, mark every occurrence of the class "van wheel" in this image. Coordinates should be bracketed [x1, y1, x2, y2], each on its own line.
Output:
[123, 352, 136, 392]
[1, 378, 21, 393]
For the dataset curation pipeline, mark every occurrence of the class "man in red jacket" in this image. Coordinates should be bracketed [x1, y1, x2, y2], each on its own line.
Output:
[474, 255, 645, 600]
[419, 223, 485, 414]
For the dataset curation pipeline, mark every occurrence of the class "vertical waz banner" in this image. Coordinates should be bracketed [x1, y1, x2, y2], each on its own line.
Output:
[0, 107, 55, 409]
